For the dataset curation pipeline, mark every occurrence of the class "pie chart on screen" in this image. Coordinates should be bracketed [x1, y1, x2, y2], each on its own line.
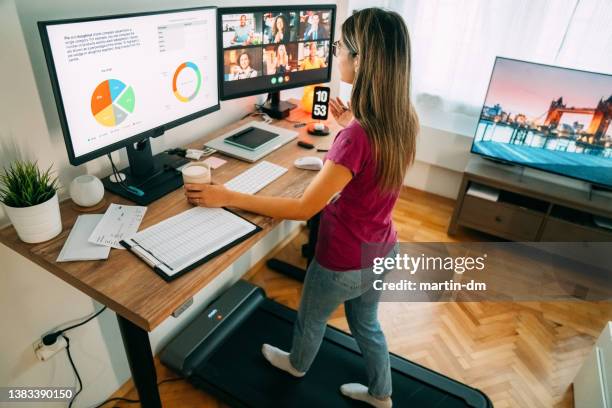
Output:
[172, 62, 202, 102]
[91, 79, 135, 127]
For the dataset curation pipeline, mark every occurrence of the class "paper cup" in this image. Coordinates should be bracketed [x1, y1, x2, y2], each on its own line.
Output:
[182, 162, 211, 184]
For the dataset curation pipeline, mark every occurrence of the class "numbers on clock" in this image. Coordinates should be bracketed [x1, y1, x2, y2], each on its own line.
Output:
[315, 89, 328, 103]
[312, 86, 330, 120]
[313, 105, 327, 117]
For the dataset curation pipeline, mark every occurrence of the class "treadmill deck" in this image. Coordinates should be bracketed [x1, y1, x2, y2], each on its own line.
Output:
[190, 299, 491, 408]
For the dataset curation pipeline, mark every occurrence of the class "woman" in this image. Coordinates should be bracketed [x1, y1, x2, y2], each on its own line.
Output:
[271, 14, 288, 43]
[229, 52, 258, 80]
[273, 44, 289, 74]
[185, 8, 418, 408]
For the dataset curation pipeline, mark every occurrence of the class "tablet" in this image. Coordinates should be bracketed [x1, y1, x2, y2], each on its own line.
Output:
[224, 127, 279, 151]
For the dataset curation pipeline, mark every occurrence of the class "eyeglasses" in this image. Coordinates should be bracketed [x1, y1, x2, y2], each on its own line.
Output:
[332, 40, 356, 57]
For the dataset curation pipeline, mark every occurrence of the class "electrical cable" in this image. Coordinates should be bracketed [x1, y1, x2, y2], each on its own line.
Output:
[44, 306, 183, 408]
[106, 154, 135, 195]
[62, 335, 82, 408]
[90, 396, 140, 408]
[89, 377, 184, 408]
[40, 307, 108, 407]
[42, 306, 107, 346]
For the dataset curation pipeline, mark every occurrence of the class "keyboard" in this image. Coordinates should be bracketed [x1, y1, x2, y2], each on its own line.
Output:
[224, 161, 287, 194]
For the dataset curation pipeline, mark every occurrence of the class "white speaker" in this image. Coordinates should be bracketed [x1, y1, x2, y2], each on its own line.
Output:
[69, 175, 104, 207]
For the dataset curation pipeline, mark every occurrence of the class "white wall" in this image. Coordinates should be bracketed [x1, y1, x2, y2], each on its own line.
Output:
[343, 0, 470, 199]
[0, 0, 346, 407]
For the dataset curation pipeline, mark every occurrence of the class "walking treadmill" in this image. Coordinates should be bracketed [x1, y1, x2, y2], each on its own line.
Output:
[161, 280, 493, 407]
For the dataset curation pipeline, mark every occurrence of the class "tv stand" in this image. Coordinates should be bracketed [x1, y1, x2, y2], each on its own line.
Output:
[102, 138, 188, 205]
[482, 156, 515, 167]
[261, 91, 297, 119]
[448, 158, 612, 241]
[589, 183, 612, 200]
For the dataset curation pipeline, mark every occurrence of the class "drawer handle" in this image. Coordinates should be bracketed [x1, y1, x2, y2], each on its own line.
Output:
[495, 216, 502, 222]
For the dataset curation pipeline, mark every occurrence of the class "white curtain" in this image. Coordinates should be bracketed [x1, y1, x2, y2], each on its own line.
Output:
[387, 0, 612, 135]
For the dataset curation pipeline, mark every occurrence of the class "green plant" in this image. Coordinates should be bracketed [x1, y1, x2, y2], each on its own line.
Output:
[0, 161, 59, 208]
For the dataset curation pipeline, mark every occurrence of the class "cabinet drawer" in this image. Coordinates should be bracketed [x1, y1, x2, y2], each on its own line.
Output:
[540, 217, 612, 242]
[458, 195, 544, 240]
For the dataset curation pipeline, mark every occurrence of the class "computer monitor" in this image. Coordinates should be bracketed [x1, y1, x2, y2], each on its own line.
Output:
[39, 7, 219, 204]
[218, 5, 336, 118]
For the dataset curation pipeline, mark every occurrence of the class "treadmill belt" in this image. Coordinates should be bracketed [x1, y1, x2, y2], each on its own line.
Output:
[191, 299, 490, 408]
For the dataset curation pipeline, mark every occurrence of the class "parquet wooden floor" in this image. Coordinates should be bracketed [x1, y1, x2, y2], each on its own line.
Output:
[109, 187, 611, 408]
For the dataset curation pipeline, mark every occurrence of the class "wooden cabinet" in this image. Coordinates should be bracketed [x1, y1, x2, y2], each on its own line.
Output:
[449, 159, 612, 242]
[459, 196, 544, 241]
[540, 217, 612, 242]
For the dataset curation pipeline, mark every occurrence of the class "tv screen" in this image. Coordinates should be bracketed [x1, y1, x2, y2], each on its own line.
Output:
[471, 57, 612, 188]
[218, 6, 335, 100]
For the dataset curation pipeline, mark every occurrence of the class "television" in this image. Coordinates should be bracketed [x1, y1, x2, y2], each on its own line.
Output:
[218, 5, 335, 118]
[471, 57, 612, 189]
[39, 7, 219, 204]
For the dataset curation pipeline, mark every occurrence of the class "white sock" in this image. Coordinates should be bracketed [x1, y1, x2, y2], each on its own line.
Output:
[340, 383, 392, 408]
[261, 344, 305, 377]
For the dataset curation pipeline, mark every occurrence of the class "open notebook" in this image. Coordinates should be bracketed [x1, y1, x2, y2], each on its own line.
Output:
[121, 207, 261, 281]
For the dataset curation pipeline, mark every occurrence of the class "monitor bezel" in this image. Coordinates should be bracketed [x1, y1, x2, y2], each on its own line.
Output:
[218, 4, 337, 101]
[38, 6, 221, 166]
[470, 56, 612, 188]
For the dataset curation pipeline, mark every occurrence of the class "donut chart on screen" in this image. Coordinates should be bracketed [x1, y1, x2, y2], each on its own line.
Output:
[91, 79, 135, 127]
[173, 62, 202, 102]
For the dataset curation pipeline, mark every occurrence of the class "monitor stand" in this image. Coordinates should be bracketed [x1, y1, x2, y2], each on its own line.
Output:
[101, 138, 189, 205]
[261, 91, 296, 119]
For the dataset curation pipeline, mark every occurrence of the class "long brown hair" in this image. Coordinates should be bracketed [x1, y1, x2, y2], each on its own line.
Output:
[342, 8, 419, 192]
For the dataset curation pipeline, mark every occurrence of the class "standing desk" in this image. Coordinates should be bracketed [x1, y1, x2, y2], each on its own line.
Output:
[0, 104, 336, 408]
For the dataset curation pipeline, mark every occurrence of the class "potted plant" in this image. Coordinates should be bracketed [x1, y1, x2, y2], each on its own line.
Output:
[0, 161, 62, 243]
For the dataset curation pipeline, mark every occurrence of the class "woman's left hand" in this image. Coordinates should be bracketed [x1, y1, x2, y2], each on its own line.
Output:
[184, 183, 233, 208]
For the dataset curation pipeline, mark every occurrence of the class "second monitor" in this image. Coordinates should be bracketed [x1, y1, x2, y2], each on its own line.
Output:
[219, 5, 336, 118]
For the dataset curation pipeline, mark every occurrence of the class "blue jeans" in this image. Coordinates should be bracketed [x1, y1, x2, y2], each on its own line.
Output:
[289, 254, 394, 398]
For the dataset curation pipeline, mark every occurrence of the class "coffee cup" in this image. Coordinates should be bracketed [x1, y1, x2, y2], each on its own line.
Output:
[182, 162, 211, 185]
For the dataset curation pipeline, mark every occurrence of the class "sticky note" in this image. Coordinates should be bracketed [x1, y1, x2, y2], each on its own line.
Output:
[203, 157, 227, 169]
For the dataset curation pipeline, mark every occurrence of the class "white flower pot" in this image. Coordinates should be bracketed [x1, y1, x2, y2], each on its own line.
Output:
[3, 193, 62, 243]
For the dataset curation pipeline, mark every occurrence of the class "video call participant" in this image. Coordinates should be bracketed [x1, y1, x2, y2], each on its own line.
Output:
[266, 44, 290, 75]
[185, 7, 419, 408]
[299, 42, 327, 70]
[231, 14, 254, 45]
[303, 12, 327, 41]
[270, 14, 289, 43]
[229, 52, 258, 80]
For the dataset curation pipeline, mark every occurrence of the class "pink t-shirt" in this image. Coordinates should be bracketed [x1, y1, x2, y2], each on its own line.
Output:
[315, 120, 399, 271]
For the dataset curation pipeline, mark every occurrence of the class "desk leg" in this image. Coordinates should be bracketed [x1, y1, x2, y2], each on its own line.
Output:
[117, 315, 162, 408]
[266, 213, 320, 282]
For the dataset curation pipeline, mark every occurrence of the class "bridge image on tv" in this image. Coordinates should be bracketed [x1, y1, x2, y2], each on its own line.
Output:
[472, 58, 612, 187]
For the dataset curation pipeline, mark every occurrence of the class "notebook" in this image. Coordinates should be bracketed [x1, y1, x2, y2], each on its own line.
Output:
[120, 207, 261, 281]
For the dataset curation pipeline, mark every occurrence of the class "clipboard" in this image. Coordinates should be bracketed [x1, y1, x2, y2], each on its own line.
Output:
[120, 207, 262, 282]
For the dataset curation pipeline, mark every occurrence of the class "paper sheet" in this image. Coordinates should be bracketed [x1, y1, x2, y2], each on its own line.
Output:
[466, 184, 500, 202]
[88, 203, 146, 249]
[57, 214, 110, 262]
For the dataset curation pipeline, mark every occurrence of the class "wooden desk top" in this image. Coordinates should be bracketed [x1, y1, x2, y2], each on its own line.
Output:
[0, 103, 338, 331]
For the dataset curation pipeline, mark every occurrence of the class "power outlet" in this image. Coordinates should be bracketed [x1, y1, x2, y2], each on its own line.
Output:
[34, 336, 67, 361]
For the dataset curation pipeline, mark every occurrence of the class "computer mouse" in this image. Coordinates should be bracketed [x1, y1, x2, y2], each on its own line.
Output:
[294, 156, 323, 171]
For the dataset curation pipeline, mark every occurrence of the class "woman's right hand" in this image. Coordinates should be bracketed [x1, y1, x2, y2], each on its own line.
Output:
[329, 97, 353, 128]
